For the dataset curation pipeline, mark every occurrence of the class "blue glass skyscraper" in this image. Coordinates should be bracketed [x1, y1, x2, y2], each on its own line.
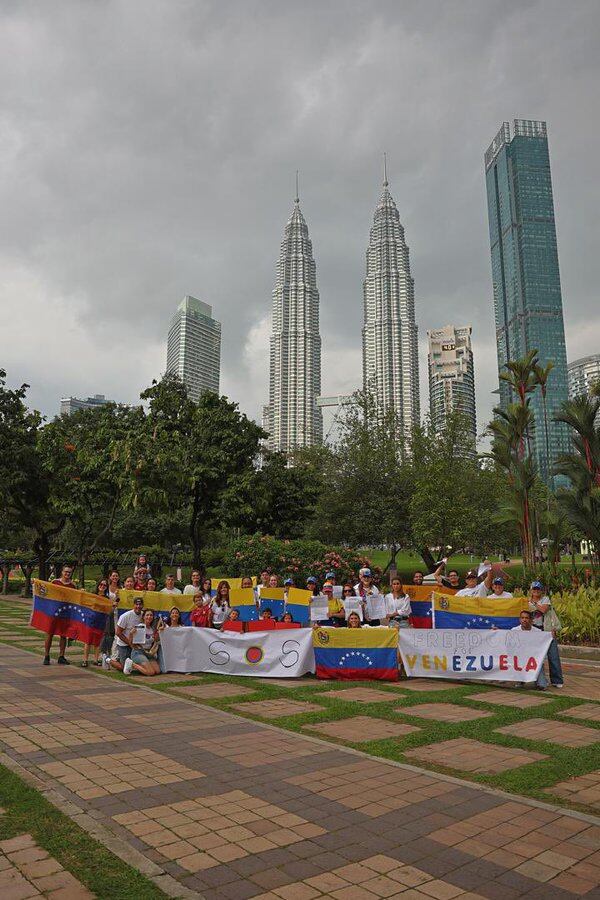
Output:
[485, 119, 570, 485]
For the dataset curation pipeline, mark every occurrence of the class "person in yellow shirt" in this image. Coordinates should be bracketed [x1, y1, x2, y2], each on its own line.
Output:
[322, 583, 346, 626]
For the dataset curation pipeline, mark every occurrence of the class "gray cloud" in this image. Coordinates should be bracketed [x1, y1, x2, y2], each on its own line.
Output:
[1, 0, 598, 435]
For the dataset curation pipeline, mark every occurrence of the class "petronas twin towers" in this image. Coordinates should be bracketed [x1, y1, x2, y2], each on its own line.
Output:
[265, 171, 419, 453]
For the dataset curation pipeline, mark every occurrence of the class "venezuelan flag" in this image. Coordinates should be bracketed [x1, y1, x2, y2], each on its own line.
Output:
[313, 627, 399, 681]
[31, 580, 112, 646]
[285, 587, 312, 625]
[118, 589, 194, 625]
[210, 576, 257, 596]
[432, 592, 524, 629]
[405, 584, 456, 628]
[229, 587, 258, 622]
[258, 587, 285, 620]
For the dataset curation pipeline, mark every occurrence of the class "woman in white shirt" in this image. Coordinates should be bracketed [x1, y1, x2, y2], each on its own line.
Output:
[385, 577, 411, 628]
[211, 580, 230, 629]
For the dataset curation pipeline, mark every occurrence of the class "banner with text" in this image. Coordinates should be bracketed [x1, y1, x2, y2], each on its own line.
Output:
[160, 626, 315, 677]
[398, 627, 552, 682]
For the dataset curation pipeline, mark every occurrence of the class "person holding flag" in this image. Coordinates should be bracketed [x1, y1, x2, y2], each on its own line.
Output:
[42, 565, 77, 665]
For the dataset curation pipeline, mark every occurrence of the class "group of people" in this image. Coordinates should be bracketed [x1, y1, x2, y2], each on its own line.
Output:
[41, 556, 564, 689]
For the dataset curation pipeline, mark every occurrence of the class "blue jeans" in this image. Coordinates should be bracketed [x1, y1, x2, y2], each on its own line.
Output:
[537, 636, 563, 687]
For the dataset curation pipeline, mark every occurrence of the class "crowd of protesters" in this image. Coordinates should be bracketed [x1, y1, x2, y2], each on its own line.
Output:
[43, 554, 564, 689]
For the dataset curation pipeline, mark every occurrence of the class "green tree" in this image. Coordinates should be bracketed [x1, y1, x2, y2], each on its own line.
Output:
[249, 450, 323, 539]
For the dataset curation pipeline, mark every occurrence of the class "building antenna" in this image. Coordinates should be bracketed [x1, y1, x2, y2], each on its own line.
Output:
[295, 170, 300, 203]
[383, 152, 388, 187]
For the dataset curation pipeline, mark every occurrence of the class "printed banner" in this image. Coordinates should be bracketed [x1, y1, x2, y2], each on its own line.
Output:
[405, 583, 456, 628]
[160, 626, 315, 677]
[285, 587, 312, 625]
[313, 627, 399, 681]
[229, 587, 259, 622]
[30, 580, 112, 647]
[398, 628, 553, 682]
[432, 592, 523, 630]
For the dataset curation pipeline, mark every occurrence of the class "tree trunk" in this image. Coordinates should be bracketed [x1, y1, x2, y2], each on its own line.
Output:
[34, 535, 50, 581]
[419, 547, 438, 573]
[190, 482, 204, 577]
[382, 544, 398, 575]
[2, 563, 9, 595]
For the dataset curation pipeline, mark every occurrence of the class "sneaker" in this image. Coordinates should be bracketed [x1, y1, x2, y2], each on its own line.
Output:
[43, 655, 50, 666]
[101, 654, 111, 671]
[94, 660, 102, 666]
[57, 656, 70, 665]
[80, 661, 88, 668]
[552, 683, 564, 688]
[123, 658, 133, 675]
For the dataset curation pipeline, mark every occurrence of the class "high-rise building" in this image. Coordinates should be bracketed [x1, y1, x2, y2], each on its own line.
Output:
[428, 325, 476, 441]
[166, 295, 221, 402]
[568, 354, 600, 400]
[485, 120, 570, 484]
[362, 166, 419, 439]
[266, 191, 322, 453]
[60, 394, 112, 416]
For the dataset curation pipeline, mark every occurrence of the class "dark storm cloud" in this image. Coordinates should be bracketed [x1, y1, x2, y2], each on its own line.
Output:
[1, 0, 598, 431]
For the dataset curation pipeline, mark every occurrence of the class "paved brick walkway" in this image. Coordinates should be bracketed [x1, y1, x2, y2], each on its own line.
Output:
[0, 833, 93, 898]
[1, 648, 600, 897]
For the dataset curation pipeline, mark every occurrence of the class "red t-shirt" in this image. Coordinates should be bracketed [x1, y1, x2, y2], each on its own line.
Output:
[52, 579, 77, 590]
[190, 606, 211, 628]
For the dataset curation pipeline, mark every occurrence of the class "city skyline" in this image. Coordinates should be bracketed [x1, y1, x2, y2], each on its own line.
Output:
[1, 2, 598, 438]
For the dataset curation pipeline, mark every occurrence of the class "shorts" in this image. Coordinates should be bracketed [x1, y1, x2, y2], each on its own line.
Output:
[116, 644, 131, 665]
[131, 649, 154, 666]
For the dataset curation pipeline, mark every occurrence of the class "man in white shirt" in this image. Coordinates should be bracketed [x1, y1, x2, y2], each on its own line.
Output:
[161, 574, 182, 595]
[512, 609, 547, 689]
[488, 576, 513, 599]
[455, 570, 490, 598]
[109, 597, 143, 672]
[354, 567, 380, 599]
[183, 570, 202, 596]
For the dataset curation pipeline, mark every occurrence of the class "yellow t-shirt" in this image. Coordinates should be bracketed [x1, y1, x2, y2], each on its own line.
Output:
[327, 598, 344, 616]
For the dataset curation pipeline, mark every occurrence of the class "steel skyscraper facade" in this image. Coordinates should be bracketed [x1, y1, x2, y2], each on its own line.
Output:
[266, 194, 322, 452]
[485, 120, 570, 483]
[428, 325, 476, 443]
[166, 295, 221, 402]
[362, 172, 419, 437]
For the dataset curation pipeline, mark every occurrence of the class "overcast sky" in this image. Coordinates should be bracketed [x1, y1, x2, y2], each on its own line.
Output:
[1, 0, 598, 438]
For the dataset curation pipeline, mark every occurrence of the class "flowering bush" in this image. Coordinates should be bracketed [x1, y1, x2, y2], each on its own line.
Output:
[221, 534, 379, 585]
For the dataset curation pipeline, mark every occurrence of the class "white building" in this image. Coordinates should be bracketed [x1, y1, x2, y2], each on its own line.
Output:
[60, 394, 112, 416]
[428, 325, 476, 441]
[166, 296, 221, 402]
[362, 169, 419, 439]
[568, 354, 600, 401]
[265, 193, 322, 452]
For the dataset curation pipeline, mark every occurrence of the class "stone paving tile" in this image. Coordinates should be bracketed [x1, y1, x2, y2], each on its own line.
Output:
[545, 770, 600, 811]
[126, 708, 229, 734]
[304, 715, 420, 742]
[38, 748, 205, 799]
[0, 717, 125, 753]
[0, 699, 64, 720]
[319, 688, 397, 704]
[113, 789, 325, 871]
[560, 702, 600, 723]
[171, 683, 256, 700]
[559, 674, 600, 701]
[405, 738, 547, 774]
[390, 680, 463, 692]
[73, 689, 156, 709]
[230, 699, 324, 719]
[398, 703, 491, 723]
[496, 717, 600, 748]
[287, 759, 455, 817]
[466, 689, 552, 709]
[194, 731, 327, 766]
[0, 833, 94, 898]
[258, 679, 328, 689]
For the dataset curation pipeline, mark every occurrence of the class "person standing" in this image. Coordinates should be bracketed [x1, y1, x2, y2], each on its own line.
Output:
[211, 581, 230, 629]
[487, 576, 513, 599]
[528, 581, 564, 688]
[81, 579, 109, 667]
[183, 570, 202, 597]
[160, 574, 182, 596]
[455, 570, 490, 598]
[385, 577, 411, 628]
[43, 565, 77, 665]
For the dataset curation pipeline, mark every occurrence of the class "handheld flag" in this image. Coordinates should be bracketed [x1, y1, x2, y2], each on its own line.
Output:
[432, 592, 523, 629]
[285, 587, 312, 625]
[259, 587, 285, 620]
[405, 584, 456, 628]
[313, 627, 399, 681]
[118, 589, 194, 625]
[229, 587, 258, 622]
[31, 580, 112, 647]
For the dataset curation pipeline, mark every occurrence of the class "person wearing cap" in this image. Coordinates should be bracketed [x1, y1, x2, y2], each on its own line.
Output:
[487, 576, 513, 599]
[354, 567, 380, 599]
[283, 578, 293, 602]
[324, 571, 337, 586]
[455, 569, 489, 597]
[306, 576, 319, 596]
[528, 581, 564, 688]
[321, 583, 346, 626]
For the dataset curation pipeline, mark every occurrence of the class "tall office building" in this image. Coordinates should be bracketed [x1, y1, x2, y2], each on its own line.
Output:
[166, 295, 221, 402]
[362, 167, 419, 439]
[428, 325, 476, 442]
[266, 192, 322, 452]
[568, 354, 600, 400]
[485, 120, 570, 484]
[60, 394, 112, 416]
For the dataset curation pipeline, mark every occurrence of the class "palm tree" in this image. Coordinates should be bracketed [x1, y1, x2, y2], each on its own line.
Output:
[534, 361, 554, 489]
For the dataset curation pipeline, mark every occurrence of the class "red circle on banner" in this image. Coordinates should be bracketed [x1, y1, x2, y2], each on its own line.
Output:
[245, 646, 264, 665]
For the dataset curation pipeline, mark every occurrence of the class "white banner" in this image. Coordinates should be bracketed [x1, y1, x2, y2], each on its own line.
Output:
[160, 627, 315, 677]
[398, 628, 553, 682]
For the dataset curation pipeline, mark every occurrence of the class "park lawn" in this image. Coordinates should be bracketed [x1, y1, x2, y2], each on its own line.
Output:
[0, 598, 598, 818]
[0, 762, 166, 899]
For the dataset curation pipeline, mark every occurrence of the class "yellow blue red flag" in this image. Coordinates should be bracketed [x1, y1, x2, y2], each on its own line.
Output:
[432, 592, 524, 629]
[313, 627, 399, 681]
[31, 580, 112, 647]
[286, 587, 312, 624]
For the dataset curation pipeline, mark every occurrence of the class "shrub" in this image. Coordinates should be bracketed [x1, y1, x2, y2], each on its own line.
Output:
[220, 535, 379, 585]
[553, 588, 600, 645]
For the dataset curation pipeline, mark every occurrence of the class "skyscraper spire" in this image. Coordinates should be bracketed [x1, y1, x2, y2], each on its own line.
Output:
[362, 163, 420, 440]
[295, 170, 299, 204]
[266, 191, 323, 453]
